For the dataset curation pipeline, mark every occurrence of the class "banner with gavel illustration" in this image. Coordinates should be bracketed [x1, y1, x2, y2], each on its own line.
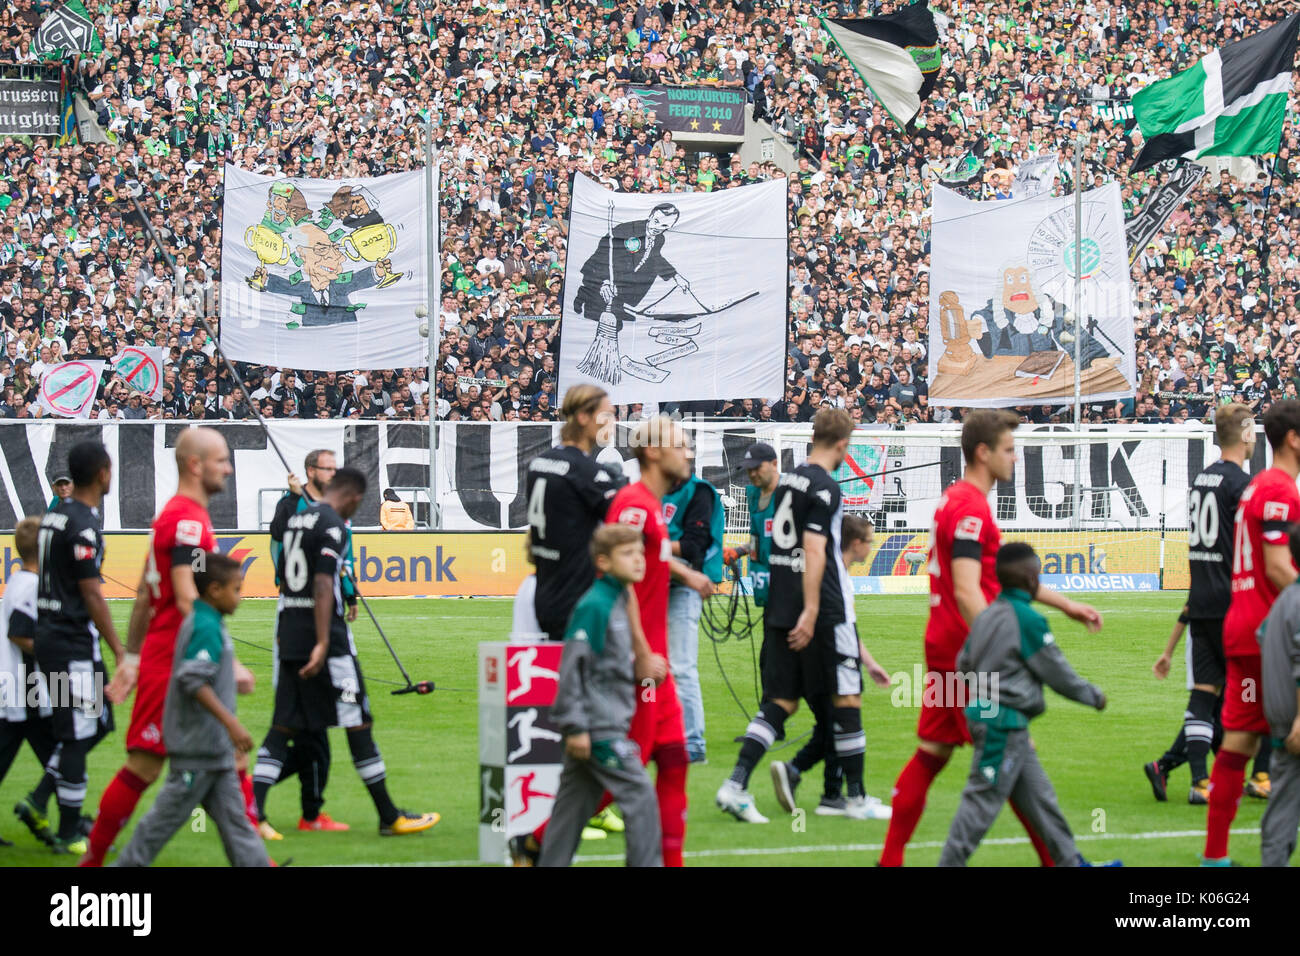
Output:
[936, 290, 983, 376]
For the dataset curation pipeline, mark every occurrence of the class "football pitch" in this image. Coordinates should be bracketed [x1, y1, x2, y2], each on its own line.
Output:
[0, 592, 1269, 867]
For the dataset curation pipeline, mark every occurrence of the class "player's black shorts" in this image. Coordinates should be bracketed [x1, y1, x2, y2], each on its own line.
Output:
[33, 654, 113, 743]
[273, 654, 373, 731]
[1187, 617, 1226, 688]
[761, 619, 861, 701]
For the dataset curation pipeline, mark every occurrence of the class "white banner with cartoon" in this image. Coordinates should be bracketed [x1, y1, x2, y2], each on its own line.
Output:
[218, 166, 432, 371]
[558, 172, 787, 405]
[927, 183, 1136, 408]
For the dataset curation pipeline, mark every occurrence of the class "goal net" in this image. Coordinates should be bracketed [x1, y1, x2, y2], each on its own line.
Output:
[715, 424, 1237, 594]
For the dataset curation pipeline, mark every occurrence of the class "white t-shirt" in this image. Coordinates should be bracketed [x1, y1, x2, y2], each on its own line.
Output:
[0, 569, 48, 721]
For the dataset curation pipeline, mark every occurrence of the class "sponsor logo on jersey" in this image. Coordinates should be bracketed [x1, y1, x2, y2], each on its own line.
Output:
[79, 528, 97, 544]
[955, 516, 983, 541]
[73, 544, 95, 561]
[174, 519, 204, 547]
[1264, 501, 1290, 521]
[764, 518, 773, 536]
[620, 508, 647, 530]
[816, 488, 832, 505]
[663, 503, 677, 522]
[141, 722, 161, 743]
[326, 526, 343, 543]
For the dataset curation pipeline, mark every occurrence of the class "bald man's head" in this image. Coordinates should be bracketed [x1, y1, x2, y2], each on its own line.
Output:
[175, 427, 233, 497]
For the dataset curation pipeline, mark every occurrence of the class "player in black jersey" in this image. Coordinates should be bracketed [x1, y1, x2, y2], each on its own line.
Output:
[34, 440, 125, 854]
[526, 384, 624, 641]
[1147, 403, 1254, 804]
[254, 467, 438, 837]
[718, 409, 874, 820]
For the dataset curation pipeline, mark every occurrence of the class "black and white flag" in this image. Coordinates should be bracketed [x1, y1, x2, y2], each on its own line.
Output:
[558, 173, 787, 405]
[822, 1, 941, 130]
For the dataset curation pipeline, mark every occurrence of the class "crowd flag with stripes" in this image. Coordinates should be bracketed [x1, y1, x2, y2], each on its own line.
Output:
[1130, 15, 1300, 173]
[821, 0, 940, 131]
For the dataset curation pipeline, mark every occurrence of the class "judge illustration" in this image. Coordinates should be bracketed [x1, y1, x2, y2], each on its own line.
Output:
[972, 262, 1108, 369]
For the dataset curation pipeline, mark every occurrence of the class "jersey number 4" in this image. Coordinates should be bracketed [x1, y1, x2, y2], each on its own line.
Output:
[527, 478, 547, 542]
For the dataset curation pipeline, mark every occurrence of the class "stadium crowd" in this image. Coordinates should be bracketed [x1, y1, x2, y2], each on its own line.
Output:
[0, 0, 1296, 425]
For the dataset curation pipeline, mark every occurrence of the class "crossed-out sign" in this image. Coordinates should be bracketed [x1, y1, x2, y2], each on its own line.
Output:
[112, 347, 164, 401]
[836, 442, 886, 508]
[39, 361, 104, 418]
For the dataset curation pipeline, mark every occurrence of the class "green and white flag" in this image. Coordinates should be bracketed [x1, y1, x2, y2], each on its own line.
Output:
[33, 0, 103, 60]
[1131, 15, 1300, 173]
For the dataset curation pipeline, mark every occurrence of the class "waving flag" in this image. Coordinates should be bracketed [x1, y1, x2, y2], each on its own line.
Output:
[33, 0, 103, 59]
[1130, 15, 1300, 173]
[822, 1, 940, 130]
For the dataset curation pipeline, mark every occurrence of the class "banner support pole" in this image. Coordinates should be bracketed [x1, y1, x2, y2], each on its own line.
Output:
[425, 112, 442, 530]
[1072, 131, 1084, 531]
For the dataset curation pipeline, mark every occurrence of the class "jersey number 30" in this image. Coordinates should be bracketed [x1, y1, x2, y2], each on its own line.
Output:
[1187, 489, 1220, 549]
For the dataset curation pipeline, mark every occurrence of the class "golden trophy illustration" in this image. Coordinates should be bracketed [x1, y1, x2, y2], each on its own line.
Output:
[937, 290, 981, 376]
[342, 222, 401, 288]
[245, 224, 291, 272]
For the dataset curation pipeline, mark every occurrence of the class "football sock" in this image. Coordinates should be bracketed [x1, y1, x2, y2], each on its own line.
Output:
[30, 748, 57, 812]
[880, 748, 948, 866]
[832, 707, 866, 799]
[252, 728, 290, 819]
[729, 701, 788, 789]
[1157, 727, 1188, 775]
[348, 727, 398, 825]
[54, 739, 89, 841]
[296, 730, 330, 821]
[655, 745, 689, 868]
[1184, 689, 1218, 782]
[82, 767, 148, 866]
[1253, 736, 1272, 778]
[237, 768, 258, 828]
[1205, 749, 1249, 860]
[1009, 799, 1055, 867]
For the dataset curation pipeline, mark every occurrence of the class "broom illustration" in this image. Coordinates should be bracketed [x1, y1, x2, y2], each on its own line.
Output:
[577, 201, 622, 385]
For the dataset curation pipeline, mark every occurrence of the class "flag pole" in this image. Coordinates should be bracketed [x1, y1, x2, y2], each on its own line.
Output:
[1072, 129, 1083, 531]
[424, 111, 442, 529]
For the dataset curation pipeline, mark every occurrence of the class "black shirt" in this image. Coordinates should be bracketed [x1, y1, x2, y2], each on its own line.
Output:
[35, 499, 105, 660]
[1186, 458, 1250, 620]
[526, 444, 620, 630]
[765, 463, 850, 629]
[275, 502, 351, 658]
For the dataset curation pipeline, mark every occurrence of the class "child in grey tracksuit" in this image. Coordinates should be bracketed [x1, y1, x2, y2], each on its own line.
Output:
[1258, 526, 1300, 866]
[939, 542, 1107, 867]
[538, 524, 662, 867]
[115, 554, 268, 867]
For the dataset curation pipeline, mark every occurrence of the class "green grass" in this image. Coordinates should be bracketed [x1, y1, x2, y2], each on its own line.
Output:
[0, 593, 1266, 866]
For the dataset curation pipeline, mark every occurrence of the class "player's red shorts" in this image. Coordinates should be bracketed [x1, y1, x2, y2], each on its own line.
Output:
[628, 672, 688, 767]
[125, 665, 169, 757]
[916, 661, 972, 746]
[1222, 654, 1269, 735]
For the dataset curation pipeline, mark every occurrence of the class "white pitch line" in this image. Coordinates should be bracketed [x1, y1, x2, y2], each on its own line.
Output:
[333, 826, 1260, 867]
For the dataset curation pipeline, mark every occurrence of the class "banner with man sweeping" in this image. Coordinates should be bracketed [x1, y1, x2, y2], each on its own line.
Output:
[558, 173, 787, 404]
[218, 166, 432, 371]
[927, 183, 1136, 408]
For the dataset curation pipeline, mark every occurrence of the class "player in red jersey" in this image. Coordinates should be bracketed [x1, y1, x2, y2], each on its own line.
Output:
[604, 416, 712, 866]
[879, 410, 1103, 866]
[1203, 401, 1300, 865]
[510, 416, 709, 867]
[81, 428, 244, 866]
